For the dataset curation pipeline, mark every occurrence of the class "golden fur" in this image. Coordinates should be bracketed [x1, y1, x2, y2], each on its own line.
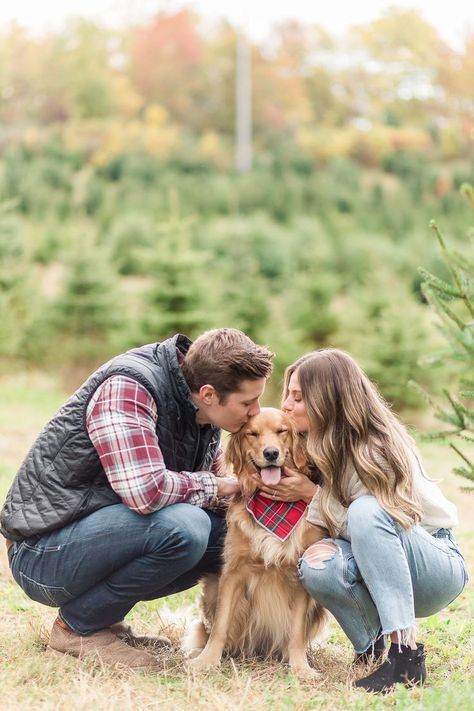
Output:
[186, 407, 328, 679]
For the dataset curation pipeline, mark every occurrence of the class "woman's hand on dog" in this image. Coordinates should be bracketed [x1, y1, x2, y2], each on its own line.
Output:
[216, 476, 241, 496]
[253, 467, 319, 503]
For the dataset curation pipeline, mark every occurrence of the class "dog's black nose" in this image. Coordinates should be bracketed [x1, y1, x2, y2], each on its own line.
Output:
[263, 446, 279, 462]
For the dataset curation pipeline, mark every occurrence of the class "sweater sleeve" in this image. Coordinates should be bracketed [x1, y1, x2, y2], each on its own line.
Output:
[306, 467, 370, 537]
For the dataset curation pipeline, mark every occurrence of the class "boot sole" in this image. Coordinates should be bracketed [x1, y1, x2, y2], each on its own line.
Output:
[46, 645, 160, 672]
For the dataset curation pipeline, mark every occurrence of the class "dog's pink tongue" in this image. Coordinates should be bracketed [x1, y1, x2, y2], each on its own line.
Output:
[260, 466, 281, 486]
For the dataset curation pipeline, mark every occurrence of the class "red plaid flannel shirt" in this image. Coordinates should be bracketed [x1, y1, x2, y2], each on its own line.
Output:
[86, 375, 224, 514]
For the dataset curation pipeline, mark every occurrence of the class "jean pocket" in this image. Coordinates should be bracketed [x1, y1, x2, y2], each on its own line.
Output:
[23, 541, 64, 554]
[18, 571, 74, 607]
[418, 529, 459, 558]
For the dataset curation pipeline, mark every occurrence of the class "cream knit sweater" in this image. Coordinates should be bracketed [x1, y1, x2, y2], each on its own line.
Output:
[306, 446, 458, 538]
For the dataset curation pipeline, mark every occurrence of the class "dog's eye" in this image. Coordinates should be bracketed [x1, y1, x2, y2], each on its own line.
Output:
[245, 432, 258, 438]
[277, 429, 288, 435]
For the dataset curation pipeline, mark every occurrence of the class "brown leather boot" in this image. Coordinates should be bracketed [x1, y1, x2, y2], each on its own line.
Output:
[110, 621, 172, 649]
[48, 619, 160, 670]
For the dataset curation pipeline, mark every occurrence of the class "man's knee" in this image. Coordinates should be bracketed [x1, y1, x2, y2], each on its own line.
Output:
[178, 506, 212, 553]
[150, 504, 212, 562]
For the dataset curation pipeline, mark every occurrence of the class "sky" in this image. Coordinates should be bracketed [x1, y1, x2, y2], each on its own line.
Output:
[0, 0, 473, 50]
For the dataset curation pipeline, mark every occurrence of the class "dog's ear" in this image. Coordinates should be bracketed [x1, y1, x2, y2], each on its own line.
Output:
[225, 431, 245, 476]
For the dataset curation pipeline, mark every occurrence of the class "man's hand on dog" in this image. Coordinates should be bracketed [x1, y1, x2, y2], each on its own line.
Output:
[216, 476, 241, 496]
[253, 467, 319, 503]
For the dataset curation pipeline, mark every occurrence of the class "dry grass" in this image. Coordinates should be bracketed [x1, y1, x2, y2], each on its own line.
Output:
[0, 372, 473, 710]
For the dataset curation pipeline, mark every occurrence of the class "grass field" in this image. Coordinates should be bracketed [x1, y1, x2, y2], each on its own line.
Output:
[0, 371, 473, 711]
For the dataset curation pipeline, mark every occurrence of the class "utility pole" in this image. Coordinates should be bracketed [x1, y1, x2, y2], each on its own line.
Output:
[235, 28, 252, 173]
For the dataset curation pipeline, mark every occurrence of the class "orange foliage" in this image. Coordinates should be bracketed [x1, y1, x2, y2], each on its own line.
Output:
[129, 9, 204, 120]
[297, 125, 433, 166]
[0, 8, 473, 162]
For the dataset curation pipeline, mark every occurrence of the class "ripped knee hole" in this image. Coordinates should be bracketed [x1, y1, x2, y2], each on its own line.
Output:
[302, 540, 337, 569]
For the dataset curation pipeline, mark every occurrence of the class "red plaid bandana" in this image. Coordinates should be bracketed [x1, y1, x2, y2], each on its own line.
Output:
[246, 492, 308, 540]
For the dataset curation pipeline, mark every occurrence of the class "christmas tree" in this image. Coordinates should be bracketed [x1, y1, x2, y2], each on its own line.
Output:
[139, 201, 210, 342]
[412, 184, 474, 488]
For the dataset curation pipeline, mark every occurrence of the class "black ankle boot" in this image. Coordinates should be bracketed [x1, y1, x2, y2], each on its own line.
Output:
[354, 643, 426, 694]
[353, 635, 386, 666]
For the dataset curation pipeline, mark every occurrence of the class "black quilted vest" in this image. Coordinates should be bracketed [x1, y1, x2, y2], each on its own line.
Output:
[0, 335, 221, 541]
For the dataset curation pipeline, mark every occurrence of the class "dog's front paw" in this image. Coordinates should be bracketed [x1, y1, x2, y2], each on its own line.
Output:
[187, 651, 222, 672]
[289, 661, 321, 682]
[184, 646, 205, 660]
[299, 666, 321, 682]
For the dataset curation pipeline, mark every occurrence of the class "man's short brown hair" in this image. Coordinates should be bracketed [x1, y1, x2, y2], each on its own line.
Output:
[182, 328, 274, 400]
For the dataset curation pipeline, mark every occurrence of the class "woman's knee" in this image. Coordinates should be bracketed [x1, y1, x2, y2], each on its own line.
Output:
[298, 539, 339, 602]
[347, 496, 387, 536]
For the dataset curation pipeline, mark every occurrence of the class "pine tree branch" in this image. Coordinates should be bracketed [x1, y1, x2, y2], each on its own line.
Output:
[430, 220, 474, 320]
[417, 267, 464, 298]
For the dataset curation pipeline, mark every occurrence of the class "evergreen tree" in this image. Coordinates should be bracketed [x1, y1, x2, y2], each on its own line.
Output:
[0, 200, 44, 360]
[337, 276, 442, 411]
[412, 184, 474, 487]
[216, 244, 270, 343]
[52, 238, 120, 362]
[291, 271, 339, 347]
[139, 207, 210, 342]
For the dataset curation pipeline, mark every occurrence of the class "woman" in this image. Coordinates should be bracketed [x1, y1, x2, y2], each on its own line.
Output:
[262, 348, 467, 693]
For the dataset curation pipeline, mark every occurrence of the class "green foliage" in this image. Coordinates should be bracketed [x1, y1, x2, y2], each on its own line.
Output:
[0, 141, 470, 414]
[290, 271, 340, 347]
[105, 211, 156, 275]
[139, 209, 211, 342]
[337, 278, 442, 411]
[412, 188, 474, 486]
[0, 201, 47, 360]
[214, 246, 270, 343]
[51, 237, 121, 363]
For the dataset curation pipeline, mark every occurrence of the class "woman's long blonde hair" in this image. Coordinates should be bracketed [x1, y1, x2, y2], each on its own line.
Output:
[283, 349, 422, 537]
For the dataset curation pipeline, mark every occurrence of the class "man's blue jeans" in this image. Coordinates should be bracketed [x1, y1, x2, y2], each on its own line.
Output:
[8, 503, 225, 635]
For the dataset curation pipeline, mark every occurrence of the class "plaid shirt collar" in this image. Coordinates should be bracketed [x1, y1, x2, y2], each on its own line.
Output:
[246, 491, 308, 540]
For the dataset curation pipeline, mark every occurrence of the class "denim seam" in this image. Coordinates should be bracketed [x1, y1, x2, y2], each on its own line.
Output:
[19, 571, 73, 606]
[22, 542, 64, 554]
[341, 553, 380, 645]
[355, 534, 416, 635]
[413, 531, 461, 558]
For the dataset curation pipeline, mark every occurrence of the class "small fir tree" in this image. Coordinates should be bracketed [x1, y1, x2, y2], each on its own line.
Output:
[139, 207, 210, 342]
[0, 200, 45, 360]
[336, 276, 440, 411]
[216, 245, 270, 343]
[52, 238, 120, 362]
[411, 184, 474, 488]
[291, 271, 339, 347]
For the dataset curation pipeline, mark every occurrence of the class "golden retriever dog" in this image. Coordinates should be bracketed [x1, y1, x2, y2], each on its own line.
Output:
[186, 407, 328, 679]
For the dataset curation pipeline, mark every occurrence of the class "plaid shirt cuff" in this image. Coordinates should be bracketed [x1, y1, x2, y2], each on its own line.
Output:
[186, 471, 219, 508]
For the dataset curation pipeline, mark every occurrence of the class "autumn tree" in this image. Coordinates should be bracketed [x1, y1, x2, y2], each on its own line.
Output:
[129, 10, 204, 126]
[351, 7, 446, 127]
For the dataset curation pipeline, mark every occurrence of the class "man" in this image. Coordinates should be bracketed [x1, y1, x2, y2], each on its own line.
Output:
[1, 328, 273, 670]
